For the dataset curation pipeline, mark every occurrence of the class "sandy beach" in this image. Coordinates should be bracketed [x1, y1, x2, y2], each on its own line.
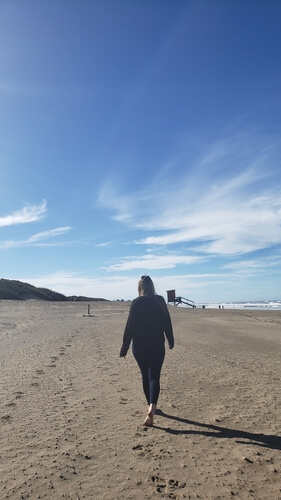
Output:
[1, 300, 281, 499]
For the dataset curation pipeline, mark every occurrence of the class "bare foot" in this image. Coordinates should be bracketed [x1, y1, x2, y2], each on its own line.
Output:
[143, 404, 156, 427]
[143, 413, 153, 426]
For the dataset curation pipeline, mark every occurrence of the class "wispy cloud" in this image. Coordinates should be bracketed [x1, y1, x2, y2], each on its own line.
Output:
[94, 240, 115, 248]
[28, 227, 71, 242]
[21, 270, 240, 302]
[97, 181, 135, 223]
[138, 192, 281, 255]
[20, 256, 281, 302]
[101, 253, 204, 272]
[0, 226, 71, 249]
[0, 200, 47, 227]
[24, 271, 137, 300]
[97, 136, 281, 257]
[222, 256, 281, 275]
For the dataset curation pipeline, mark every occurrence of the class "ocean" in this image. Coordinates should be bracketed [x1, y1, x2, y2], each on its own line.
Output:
[196, 301, 281, 310]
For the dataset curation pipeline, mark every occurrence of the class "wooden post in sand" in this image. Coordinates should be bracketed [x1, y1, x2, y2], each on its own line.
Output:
[88, 304, 90, 316]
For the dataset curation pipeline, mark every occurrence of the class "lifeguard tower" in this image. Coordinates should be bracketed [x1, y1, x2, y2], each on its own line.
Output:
[167, 289, 195, 308]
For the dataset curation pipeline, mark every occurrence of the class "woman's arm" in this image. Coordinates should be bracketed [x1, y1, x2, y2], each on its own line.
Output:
[164, 310, 174, 349]
[119, 301, 135, 357]
[157, 296, 174, 349]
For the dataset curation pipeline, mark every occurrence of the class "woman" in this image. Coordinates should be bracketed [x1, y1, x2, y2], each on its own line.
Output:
[120, 276, 174, 426]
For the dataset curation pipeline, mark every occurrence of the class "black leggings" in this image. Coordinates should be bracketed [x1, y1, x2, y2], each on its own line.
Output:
[132, 344, 165, 405]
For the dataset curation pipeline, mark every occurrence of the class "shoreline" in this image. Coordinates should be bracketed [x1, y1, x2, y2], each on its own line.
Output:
[1, 297, 281, 310]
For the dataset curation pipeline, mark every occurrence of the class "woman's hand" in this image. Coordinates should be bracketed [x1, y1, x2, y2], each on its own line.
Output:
[119, 346, 127, 357]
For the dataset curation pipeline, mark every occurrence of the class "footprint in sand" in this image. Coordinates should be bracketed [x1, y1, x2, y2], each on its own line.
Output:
[30, 381, 40, 387]
[14, 391, 24, 399]
[1, 414, 12, 423]
[5, 402, 16, 408]
[149, 475, 186, 497]
[47, 356, 57, 367]
[119, 397, 128, 405]
[132, 444, 143, 450]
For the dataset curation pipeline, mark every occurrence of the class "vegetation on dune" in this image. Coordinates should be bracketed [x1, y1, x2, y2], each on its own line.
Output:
[0, 279, 106, 302]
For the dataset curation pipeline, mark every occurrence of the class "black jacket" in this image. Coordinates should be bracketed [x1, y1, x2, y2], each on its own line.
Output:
[120, 294, 174, 357]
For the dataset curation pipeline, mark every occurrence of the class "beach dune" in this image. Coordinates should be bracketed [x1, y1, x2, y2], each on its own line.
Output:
[1, 300, 281, 499]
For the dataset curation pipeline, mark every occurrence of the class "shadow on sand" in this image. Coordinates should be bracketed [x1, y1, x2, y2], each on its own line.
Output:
[154, 410, 281, 451]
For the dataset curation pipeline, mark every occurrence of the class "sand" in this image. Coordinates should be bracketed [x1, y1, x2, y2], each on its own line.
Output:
[1, 300, 281, 500]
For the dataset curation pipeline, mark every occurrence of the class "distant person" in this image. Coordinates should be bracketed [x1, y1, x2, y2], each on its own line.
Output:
[120, 275, 174, 426]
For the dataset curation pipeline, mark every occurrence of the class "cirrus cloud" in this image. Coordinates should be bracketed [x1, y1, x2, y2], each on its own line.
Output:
[0, 200, 47, 227]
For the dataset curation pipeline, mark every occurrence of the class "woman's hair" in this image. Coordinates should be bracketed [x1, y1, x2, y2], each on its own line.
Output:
[138, 275, 156, 296]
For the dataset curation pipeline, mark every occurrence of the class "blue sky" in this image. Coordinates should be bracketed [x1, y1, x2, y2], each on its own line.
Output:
[1, 0, 281, 303]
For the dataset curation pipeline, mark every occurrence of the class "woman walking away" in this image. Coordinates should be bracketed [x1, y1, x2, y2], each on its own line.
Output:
[120, 275, 174, 427]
